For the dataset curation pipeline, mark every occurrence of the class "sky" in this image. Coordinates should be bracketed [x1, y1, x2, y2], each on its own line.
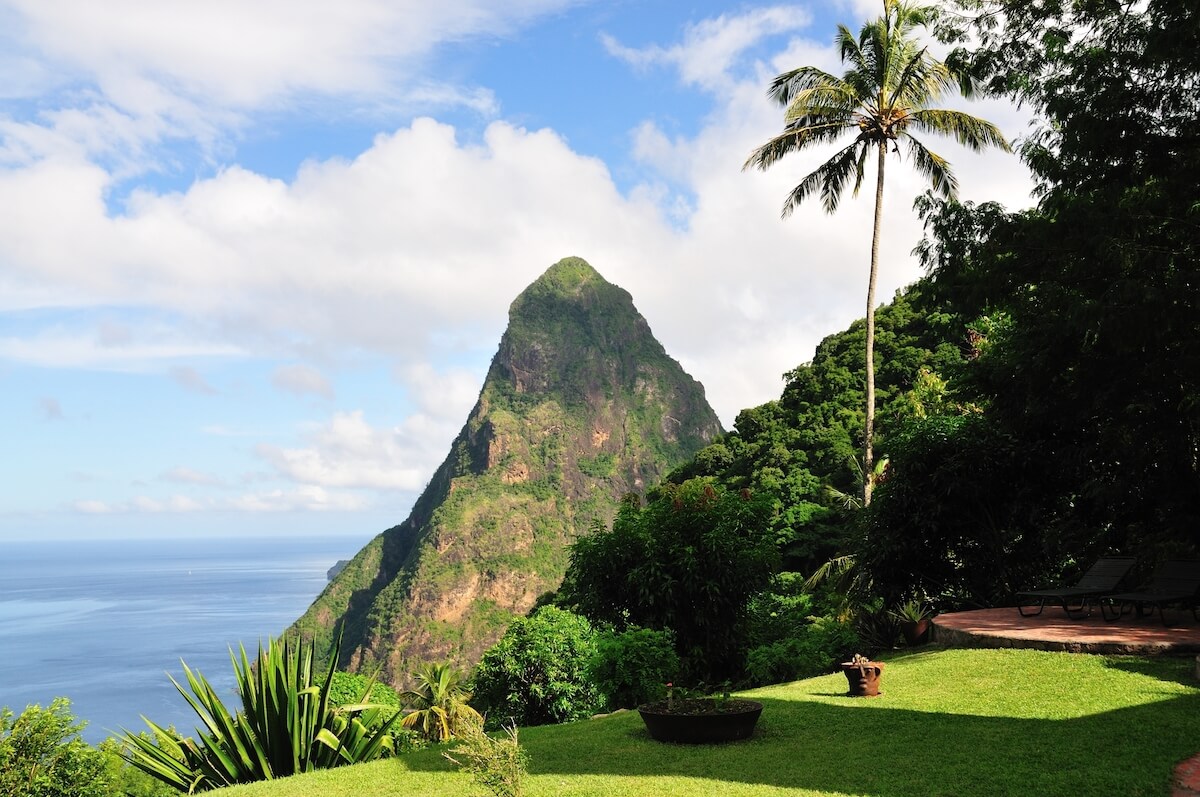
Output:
[0, 0, 1037, 541]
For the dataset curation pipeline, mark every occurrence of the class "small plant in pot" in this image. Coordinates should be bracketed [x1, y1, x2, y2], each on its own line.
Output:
[638, 682, 763, 744]
[839, 653, 884, 697]
[889, 600, 933, 646]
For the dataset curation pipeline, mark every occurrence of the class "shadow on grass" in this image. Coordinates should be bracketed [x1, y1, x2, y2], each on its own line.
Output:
[1102, 654, 1198, 686]
[405, 692, 1200, 796]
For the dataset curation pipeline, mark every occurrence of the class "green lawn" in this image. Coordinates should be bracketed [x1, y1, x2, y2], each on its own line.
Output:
[222, 648, 1199, 797]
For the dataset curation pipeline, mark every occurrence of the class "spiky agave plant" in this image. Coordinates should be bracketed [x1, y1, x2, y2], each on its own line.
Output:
[120, 630, 400, 792]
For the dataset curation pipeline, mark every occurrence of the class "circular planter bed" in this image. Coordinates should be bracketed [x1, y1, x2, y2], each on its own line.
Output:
[637, 698, 763, 744]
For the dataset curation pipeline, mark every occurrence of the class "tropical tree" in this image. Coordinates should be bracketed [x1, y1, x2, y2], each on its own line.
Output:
[400, 663, 482, 742]
[744, 0, 1009, 504]
[558, 481, 778, 682]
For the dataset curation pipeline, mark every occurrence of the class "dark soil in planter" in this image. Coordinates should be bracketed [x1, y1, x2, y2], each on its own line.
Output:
[637, 699, 763, 744]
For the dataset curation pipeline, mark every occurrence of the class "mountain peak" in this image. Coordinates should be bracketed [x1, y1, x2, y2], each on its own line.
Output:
[525, 256, 604, 297]
[290, 256, 721, 684]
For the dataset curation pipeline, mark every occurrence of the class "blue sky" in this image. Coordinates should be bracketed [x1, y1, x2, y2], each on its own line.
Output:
[0, 0, 1034, 540]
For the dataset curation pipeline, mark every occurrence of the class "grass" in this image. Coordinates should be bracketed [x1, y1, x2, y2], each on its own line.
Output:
[221, 647, 1199, 797]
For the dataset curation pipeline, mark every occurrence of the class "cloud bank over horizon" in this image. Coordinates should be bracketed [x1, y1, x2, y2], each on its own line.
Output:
[0, 1, 1035, 536]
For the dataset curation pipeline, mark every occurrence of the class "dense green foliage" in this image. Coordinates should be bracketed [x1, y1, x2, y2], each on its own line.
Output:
[586, 627, 679, 711]
[120, 635, 400, 792]
[851, 0, 1200, 604]
[400, 663, 482, 743]
[742, 572, 861, 686]
[668, 285, 969, 576]
[744, 616, 861, 687]
[560, 479, 778, 682]
[862, 413, 1052, 606]
[471, 607, 602, 727]
[328, 672, 401, 711]
[220, 650, 1199, 797]
[0, 698, 108, 797]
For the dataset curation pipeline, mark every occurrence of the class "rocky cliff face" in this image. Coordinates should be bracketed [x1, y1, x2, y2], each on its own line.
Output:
[289, 257, 722, 683]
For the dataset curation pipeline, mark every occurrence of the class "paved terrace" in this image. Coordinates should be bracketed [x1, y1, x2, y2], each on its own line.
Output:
[932, 606, 1200, 655]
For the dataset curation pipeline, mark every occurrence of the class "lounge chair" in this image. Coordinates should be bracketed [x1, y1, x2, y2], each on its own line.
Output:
[1099, 559, 1200, 626]
[1015, 556, 1137, 618]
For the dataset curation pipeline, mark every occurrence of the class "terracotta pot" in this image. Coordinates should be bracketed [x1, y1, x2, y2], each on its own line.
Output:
[840, 660, 884, 697]
[637, 699, 763, 744]
[901, 618, 930, 646]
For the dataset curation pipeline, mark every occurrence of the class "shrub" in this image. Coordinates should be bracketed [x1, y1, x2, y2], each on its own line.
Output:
[560, 479, 779, 681]
[119, 633, 401, 792]
[587, 627, 679, 711]
[472, 606, 601, 726]
[0, 698, 109, 797]
[328, 671, 401, 710]
[443, 715, 529, 797]
[745, 616, 861, 686]
[744, 572, 816, 648]
[327, 670, 424, 751]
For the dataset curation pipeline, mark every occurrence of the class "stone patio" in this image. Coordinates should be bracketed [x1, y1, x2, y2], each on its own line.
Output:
[932, 605, 1200, 655]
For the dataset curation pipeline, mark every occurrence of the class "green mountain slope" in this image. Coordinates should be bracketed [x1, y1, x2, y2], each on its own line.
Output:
[290, 257, 721, 683]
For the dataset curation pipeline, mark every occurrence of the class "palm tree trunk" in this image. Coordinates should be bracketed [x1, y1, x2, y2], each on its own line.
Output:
[863, 141, 886, 507]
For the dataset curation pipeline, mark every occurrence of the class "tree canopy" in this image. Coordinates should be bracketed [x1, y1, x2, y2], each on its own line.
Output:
[910, 0, 1200, 558]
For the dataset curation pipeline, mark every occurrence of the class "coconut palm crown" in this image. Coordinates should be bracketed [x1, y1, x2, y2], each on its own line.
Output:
[400, 662, 482, 743]
[744, 0, 1010, 505]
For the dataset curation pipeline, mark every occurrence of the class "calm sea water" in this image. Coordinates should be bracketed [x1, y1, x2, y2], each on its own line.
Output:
[0, 534, 370, 743]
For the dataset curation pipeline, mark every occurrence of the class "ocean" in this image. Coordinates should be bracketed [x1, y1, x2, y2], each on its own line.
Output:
[0, 533, 372, 744]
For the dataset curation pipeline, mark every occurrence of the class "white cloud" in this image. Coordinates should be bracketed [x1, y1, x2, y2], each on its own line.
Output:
[602, 6, 811, 92]
[0, 118, 674, 369]
[0, 326, 244, 370]
[0, 0, 585, 165]
[272, 364, 335, 400]
[72, 499, 114, 514]
[400, 362, 481, 418]
[7, 0, 580, 108]
[133, 495, 205, 513]
[72, 488, 365, 514]
[256, 409, 453, 490]
[161, 467, 225, 487]
[225, 487, 369, 513]
[0, 90, 1033, 427]
[170, 366, 219, 395]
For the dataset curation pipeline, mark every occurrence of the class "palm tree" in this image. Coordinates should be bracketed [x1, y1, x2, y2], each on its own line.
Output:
[400, 662, 483, 742]
[744, 0, 1009, 505]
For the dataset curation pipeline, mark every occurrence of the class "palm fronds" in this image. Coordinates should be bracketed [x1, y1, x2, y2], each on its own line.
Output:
[745, 0, 1010, 217]
[400, 662, 482, 742]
